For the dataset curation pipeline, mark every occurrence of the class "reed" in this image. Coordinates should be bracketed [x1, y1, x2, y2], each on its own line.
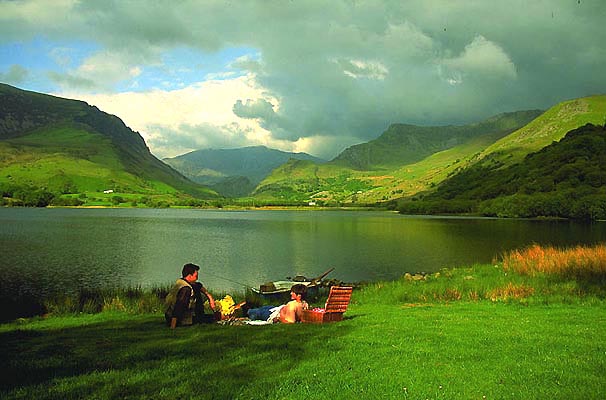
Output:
[500, 243, 606, 281]
[41, 285, 171, 316]
[358, 264, 538, 306]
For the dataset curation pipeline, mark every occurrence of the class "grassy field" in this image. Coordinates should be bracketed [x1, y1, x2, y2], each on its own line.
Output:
[1, 244, 605, 399]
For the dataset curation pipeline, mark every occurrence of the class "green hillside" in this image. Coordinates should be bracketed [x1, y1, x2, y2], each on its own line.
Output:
[360, 129, 512, 203]
[398, 123, 606, 219]
[254, 110, 543, 205]
[5, 83, 604, 211]
[253, 159, 368, 205]
[333, 110, 543, 170]
[393, 95, 606, 219]
[388, 95, 606, 204]
[255, 95, 606, 207]
[478, 95, 606, 166]
[0, 84, 217, 206]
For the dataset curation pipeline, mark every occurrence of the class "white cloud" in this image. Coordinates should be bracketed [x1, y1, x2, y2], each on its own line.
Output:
[204, 71, 237, 80]
[59, 74, 281, 158]
[49, 47, 73, 67]
[0, 0, 77, 24]
[230, 54, 263, 74]
[440, 35, 517, 82]
[47, 49, 148, 91]
[292, 135, 363, 161]
[334, 58, 389, 80]
[77, 51, 143, 88]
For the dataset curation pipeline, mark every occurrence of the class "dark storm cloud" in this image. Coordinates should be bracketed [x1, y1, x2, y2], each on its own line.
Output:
[2, 0, 605, 158]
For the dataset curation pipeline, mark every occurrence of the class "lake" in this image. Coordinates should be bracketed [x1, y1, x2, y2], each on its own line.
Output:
[1, 208, 605, 299]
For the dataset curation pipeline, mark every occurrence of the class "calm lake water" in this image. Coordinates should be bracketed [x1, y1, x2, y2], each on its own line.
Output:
[1, 208, 605, 298]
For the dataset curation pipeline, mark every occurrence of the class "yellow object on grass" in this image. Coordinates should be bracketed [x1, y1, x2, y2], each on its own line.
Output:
[217, 295, 236, 316]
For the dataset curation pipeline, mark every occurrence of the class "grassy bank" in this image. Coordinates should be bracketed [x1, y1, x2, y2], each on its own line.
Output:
[1, 244, 605, 399]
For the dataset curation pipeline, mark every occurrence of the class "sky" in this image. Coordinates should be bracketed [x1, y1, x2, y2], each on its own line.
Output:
[1, 1, 605, 160]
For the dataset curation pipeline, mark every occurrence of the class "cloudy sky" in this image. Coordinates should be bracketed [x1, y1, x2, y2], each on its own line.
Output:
[1, 1, 605, 160]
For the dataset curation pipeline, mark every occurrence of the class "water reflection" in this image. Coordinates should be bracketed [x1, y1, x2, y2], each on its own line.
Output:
[0, 208, 604, 298]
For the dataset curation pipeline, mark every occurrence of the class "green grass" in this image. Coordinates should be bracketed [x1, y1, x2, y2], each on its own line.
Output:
[1, 298, 604, 399]
[1, 123, 218, 205]
[1, 261, 605, 399]
[481, 95, 606, 166]
[0, 126, 156, 194]
[355, 129, 511, 203]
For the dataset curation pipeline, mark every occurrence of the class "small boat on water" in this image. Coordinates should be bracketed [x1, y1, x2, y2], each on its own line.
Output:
[251, 268, 335, 299]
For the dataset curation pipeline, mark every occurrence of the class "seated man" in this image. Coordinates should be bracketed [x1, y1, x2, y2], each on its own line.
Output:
[165, 263, 217, 328]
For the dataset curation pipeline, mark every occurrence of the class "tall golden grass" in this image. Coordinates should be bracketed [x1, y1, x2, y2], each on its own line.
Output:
[501, 243, 606, 279]
[487, 282, 535, 302]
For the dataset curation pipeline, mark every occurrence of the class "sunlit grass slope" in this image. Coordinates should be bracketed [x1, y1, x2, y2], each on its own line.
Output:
[356, 129, 510, 202]
[397, 122, 606, 219]
[0, 125, 195, 195]
[253, 159, 374, 204]
[479, 95, 606, 166]
[1, 126, 146, 192]
[390, 96, 606, 207]
[253, 140, 497, 205]
[256, 130, 504, 204]
[333, 110, 543, 170]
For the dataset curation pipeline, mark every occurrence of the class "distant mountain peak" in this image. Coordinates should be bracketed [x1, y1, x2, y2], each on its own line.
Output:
[163, 146, 326, 197]
[332, 109, 544, 170]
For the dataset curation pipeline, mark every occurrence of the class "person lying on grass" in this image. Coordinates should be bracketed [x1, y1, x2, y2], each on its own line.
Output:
[247, 284, 309, 324]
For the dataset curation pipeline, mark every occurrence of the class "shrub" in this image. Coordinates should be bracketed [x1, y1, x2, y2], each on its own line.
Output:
[51, 197, 85, 206]
[111, 195, 125, 205]
[501, 243, 606, 282]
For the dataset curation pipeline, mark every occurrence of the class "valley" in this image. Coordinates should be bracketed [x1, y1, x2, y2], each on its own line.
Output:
[1, 83, 606, 219]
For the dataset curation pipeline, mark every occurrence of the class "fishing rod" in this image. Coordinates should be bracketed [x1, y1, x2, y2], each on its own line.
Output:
[203, 270, 255, 290]
[204, 266, 336, 291]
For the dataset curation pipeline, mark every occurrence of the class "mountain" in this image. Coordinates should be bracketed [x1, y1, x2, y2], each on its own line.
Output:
[333, 110, 544, 170]
[4, 82, 603, 215]
[163, 146, 325, 197]
[474, 95, 606, 167]
[254, 110, 544, 204]
[388, 95, 606, 204]
[398, 123, 606, 219]
[0, 83, 216, 205]
[393, 94, 606, 219]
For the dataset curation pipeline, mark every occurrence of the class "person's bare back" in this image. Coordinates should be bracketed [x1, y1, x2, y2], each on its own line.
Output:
[278, 284, 309, 323]
[279, 299, 307, 323]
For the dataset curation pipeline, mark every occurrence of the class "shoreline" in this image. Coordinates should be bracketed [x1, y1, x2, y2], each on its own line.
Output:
[4, 204, 594, 221]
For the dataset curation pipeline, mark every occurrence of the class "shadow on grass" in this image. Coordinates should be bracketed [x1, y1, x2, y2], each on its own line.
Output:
[0, 296, 46, 322]
[0, 315, 352, 399]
